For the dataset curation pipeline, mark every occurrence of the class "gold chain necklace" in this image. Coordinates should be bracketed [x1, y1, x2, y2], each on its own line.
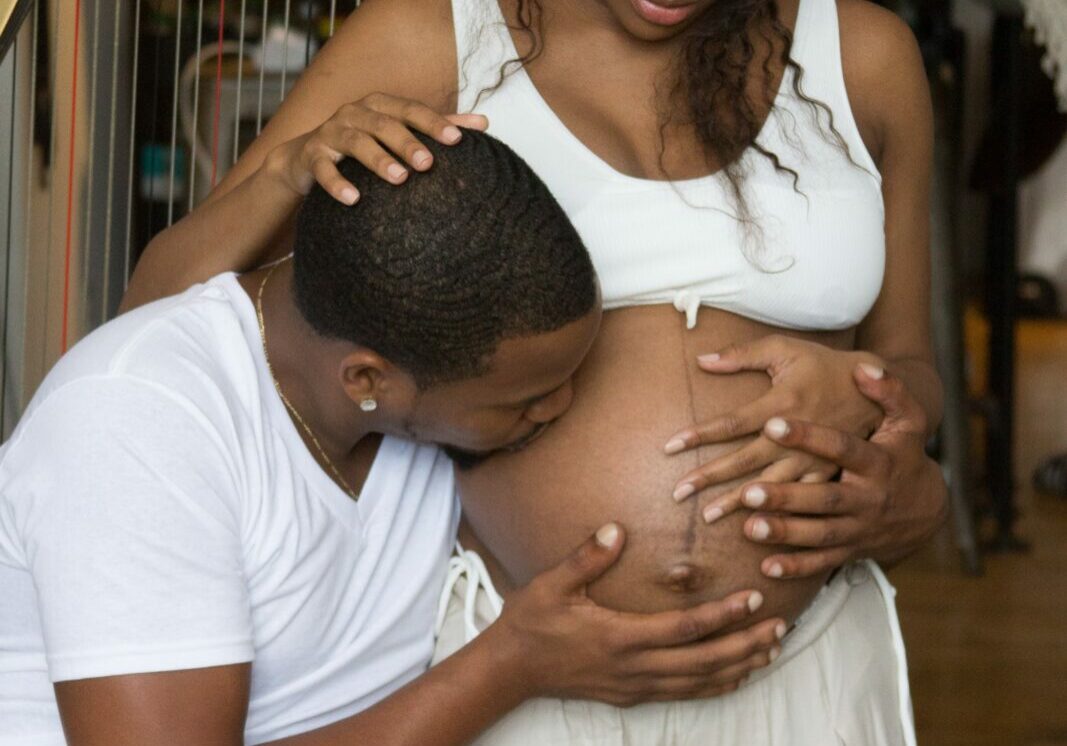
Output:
[256, 260, 360, 501]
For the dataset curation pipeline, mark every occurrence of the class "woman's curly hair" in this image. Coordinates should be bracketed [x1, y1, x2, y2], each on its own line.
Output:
[480, 0, 854, 231]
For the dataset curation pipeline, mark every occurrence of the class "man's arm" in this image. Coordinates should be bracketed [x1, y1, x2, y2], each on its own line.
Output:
[54, 527, 785, 746]
[55, 666, 252, 746]
[53, 616, 525, 746]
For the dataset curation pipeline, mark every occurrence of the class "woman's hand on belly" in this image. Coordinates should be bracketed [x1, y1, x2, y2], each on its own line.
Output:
[495, 522, 787, 706]
[665, 334, 887, 521]
[710, 366, 947, 580]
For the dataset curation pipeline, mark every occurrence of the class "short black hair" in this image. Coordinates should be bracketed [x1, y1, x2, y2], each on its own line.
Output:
[292, 129, 597, 388]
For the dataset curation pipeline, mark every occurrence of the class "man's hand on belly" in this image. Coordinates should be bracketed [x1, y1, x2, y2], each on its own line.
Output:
[493, 522, 787, 707]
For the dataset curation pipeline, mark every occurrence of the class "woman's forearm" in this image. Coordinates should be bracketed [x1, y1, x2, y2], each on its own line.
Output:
[120, 156, 301, 313]
[869, 354, 949, 567]
[881, 355, 944, 438]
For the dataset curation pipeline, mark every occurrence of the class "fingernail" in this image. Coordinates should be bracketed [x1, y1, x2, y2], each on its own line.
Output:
[443, 125, 462, 143]
[769, 646, 781, 662]
[596, 523, 619, 548]
[704, 506, 724, 524]
[775, 622, 787, 640]
[859, 362, 885, 380]
[743, 485, 767, 508]
[764, 418, 789, 439]
[766, 562, 784, 578]
[340, 187, 359, 205]
[750, 519, 770, 541]
[664, 438, 687, 455]
[386, 163, 407, 182]
[673, 483, 695, 502]
[698, 353, 721, 364]
[747, 591, 764, 613]
[414, 150, 432, 168]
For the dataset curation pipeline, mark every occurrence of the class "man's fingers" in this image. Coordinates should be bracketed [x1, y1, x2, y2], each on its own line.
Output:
[744, 513, 861, 548]
[739, 481, 859, 516]
[628, 616, 785, 676]
[853, 364, 928, 436]
[688, 646, 779, 690]
[537, 523, 626, 596]
[759, 547, 854, 579]
[672, 438, 777, 502]
[640, 644, 781, 698]
[617, 590, 768, 649]
[647, 680, 744, 702]
[762, 417, 887, 476]
[664, 401, 772, 453]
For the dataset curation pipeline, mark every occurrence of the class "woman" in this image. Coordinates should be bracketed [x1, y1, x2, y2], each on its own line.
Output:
[125, 0, 946, 742]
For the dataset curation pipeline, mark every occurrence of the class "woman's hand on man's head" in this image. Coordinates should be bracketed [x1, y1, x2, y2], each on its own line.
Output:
[263, 93, 488, 205]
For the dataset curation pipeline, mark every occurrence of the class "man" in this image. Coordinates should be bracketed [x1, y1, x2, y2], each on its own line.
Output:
[0, 131, 781, 746]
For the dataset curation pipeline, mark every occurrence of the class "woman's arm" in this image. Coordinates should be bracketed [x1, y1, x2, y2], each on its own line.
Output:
[121, 0, 466, 311]
[666, 3, 948, 571]
[844, 0, 942, 433]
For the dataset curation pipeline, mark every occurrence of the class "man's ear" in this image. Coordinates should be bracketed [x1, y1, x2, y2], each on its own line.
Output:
[338, 349, 417, 410]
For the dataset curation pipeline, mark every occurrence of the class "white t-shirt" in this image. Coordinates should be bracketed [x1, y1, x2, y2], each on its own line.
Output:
[0, 274, 460, 745]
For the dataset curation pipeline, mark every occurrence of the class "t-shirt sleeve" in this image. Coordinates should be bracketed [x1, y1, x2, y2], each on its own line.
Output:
[1, 375, 254, 682]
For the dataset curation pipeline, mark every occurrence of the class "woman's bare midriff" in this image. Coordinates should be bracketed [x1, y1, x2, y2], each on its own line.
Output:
[457, 304, 856, 625]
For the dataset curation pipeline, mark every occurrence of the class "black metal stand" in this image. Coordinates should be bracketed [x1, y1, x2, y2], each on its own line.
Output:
[982, 16, 1029, 553]
[926, 16, 982, 575]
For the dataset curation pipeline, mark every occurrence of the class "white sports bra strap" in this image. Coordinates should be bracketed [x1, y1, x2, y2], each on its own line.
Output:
[453, 0, 513, 113]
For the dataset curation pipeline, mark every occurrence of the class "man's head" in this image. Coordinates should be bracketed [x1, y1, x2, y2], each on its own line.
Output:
[292, 129, 600, 462]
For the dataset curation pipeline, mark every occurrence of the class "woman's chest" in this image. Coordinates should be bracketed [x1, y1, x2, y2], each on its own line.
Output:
[473, 44, 886, 330]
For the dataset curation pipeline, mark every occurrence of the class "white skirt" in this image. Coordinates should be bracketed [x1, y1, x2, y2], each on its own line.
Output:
[432, 546, 917, 746]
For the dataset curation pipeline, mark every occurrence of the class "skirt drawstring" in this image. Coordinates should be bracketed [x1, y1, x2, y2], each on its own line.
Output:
[434, 542, 505, 643]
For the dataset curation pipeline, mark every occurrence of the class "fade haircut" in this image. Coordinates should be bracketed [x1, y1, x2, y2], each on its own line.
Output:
[292, 129, 597, 388]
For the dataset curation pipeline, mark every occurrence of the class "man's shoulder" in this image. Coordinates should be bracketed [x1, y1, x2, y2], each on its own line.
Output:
[6, 276, 260, 468]
[34, 276, 253, 409]
[0, 279, 259, 565]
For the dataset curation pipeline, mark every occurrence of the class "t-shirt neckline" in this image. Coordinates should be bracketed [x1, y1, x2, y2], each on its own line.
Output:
[215, 271, 391, 530]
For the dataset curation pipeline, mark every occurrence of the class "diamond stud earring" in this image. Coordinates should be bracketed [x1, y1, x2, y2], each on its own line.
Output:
[360, 398, 378, 413]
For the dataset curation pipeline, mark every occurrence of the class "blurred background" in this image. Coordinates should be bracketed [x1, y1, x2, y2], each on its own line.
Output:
[0, 1, 1064, 743]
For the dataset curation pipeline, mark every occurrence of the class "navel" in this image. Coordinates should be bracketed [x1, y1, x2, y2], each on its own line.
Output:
[659, 562, 708, 594]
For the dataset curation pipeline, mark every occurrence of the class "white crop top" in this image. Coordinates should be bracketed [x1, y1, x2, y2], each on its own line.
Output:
[452, 0, 886, 331]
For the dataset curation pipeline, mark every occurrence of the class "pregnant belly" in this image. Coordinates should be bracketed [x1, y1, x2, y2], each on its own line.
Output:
[457, 304, 856, 624]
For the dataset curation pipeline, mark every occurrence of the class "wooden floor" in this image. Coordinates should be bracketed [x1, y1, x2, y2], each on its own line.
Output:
[890, 315, 1067, 746]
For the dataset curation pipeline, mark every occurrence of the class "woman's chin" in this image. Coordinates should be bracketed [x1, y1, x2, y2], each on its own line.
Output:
[601, 0, 710, 40]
